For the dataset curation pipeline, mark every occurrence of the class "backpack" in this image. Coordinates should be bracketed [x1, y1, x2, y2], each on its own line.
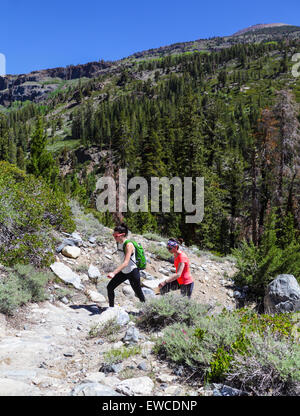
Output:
[123, 239, 147, 270]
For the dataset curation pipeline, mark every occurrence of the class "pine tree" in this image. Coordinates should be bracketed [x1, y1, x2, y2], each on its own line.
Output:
[27, 117, 59, 187]
[16, 146, 26, 170]
[140, 126, 166, 180]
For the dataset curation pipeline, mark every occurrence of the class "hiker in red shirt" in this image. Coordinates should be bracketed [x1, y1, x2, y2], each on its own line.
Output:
[158, 238, 194, 298]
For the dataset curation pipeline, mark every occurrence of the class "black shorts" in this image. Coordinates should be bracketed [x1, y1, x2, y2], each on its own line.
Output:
[160, 280, 194, 298]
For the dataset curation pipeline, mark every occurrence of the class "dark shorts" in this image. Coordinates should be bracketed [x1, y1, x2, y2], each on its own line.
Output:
[160, 280, 194, 298]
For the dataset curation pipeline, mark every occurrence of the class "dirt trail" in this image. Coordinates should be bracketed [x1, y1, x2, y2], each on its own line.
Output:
[0, 232, 238, 396]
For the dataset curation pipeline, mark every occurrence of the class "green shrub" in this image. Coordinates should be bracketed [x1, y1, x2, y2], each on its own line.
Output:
[55, 287, 72, 300]
[153, 310, 245, 381]
[206, 327, 250, 382]
[143, 233, 167, 243]
[0, 162, 75, 267]
[88, 319, 122, 339]
[0, 264, 52, 315]
[13, 264, 51, 301]
[103, 345, 141, 364]
[137, 293, 211, 331]
[149, 300, 300, 390]
[238, 309, 300, 340]
[153, 322, 214, 373]
[69, 200, 112, 239]
[0, 272, 32, 315]
[147, 243, 172, 261]
[227, 331, 300, 395]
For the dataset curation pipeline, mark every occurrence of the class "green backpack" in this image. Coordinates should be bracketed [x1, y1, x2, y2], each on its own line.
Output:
[123, 239, 147, 270]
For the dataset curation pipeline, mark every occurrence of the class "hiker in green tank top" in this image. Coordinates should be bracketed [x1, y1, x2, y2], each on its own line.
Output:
[107, 223, 146, 307]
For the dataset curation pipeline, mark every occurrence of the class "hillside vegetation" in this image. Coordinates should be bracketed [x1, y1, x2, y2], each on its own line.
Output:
[0, 26, 300, 296]
[0, 161, 75, 267]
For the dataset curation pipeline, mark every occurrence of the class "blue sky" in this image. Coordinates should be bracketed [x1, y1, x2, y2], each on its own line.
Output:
[1, 0, 299, 75]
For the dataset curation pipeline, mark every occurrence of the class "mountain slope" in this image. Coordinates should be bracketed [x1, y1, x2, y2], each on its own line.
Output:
[232, 23, 292, 36]
[1, 23, 300, 106]
[0, 25, 300, 255]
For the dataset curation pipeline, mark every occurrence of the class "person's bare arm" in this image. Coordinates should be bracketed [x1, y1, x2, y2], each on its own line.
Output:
[107, 243, 134, 278]
[159, 262, 184, 287]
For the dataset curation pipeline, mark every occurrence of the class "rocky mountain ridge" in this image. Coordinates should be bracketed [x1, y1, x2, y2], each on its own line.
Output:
[232, 23, 292, 36]
[1, 23, 299, 106]
[0, 61, 116, 106]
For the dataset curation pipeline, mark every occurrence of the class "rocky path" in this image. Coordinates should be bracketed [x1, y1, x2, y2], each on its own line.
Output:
[0, 230, 240, 396]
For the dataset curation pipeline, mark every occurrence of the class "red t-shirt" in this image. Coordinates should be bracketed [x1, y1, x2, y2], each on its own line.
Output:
[174, 252, 193, 285]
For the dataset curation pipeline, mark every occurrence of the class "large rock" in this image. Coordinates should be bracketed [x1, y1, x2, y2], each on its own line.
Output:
[122, 286, 135, 297]
[84, 373, 121, 389]
[141, 278, 165, 290]
[158, 268, 169, 276]
[0, 61, 113, 107]
[50, 262, 84, 290]
[213, 384, 248, 396]
[85, 289, 106, 305]
[97, 306, 129, 327]
[56, 237, 82, 253]
[264, 274, 300, 314]
[88, 264, 101, 280]
[61, 245, 81, 259]
[142, 287, 156, 298]
[71, 382, 123, 396]
[116, 376, 154, 396]
[0, 378, 40, 396]
[71, 232, 83, 242]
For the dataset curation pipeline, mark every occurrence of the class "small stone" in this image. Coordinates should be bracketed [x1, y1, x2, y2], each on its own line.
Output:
[99, 363, 122, 374]
[156, 373, 177, 383]
[137, 362, 148, 371]
[71, 232, 82, 241]
[95, 339, 105, 345]
[173, 366, 184, 376]
[164, 385, 182, 395]
[123, 326, 139, 344]
[116, 376, 154, 396]
[141, 288, 156, 298]
[233, 290, 242, 299]
[64, 352, 74, 357]
[61, 245, 81, 259]
[123, 286, 135, 296]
